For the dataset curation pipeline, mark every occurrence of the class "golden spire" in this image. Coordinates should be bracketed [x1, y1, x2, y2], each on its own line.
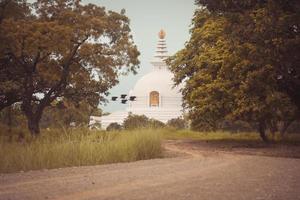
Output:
[158, 29, 166, 39]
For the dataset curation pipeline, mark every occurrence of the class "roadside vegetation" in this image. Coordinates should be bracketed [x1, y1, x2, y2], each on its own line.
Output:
[1, 124, 300, 174]
[0, 128, 162, 173]
[162, 129, 300, 144]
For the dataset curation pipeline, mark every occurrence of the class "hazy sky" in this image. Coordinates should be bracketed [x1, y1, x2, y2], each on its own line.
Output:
[83, 0, 197, 113]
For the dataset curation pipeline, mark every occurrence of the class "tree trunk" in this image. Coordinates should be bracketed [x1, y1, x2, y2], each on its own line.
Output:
[26, 107, 44, 136]
[27, 115, 41, 136]
[22, 96, 45, 136]
[7, 106, 12, 134]
[258, 121, 269, 143]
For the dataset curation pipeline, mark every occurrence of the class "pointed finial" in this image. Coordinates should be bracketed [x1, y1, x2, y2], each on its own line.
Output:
[158, 29, 166, 39]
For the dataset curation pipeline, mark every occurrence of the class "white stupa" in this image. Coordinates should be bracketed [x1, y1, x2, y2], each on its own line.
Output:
[90, 30, 183, 129]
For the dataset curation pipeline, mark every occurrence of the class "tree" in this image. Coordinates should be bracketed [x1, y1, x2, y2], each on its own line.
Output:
[168, 0, 299, 142]
[194, 0, 300, 111]
[0, 0, 30, 110]
[166, 117, 186, 130]
[0, 0, 30, 23]
[0, 0, 140, 135]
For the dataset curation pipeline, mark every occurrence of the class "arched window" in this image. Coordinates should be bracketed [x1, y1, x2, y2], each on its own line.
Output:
[149, 91, 159, 107]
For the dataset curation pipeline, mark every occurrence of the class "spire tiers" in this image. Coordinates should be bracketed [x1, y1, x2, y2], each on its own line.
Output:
[151, 29, 169, 70]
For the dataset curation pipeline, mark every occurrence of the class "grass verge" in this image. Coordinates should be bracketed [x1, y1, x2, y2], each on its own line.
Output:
[0, 129, 162, 173]
[161, 128, 300, 143]
[161, 129, 260, 140]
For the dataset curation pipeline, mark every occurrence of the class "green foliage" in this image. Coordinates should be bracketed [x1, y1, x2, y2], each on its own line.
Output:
[0, 128, 162, 173]
[41, 99, 102, 129]
[123, 114, 150, 130]
[168, 1, 300, 142]
[106, 122, 122, 131]
[161, 129, 300, 143]
[149, 119, 165, 129]
[166, 117, 186, 130]
[162, 129, 261, 141]
[0, 0, 140, 135]
[123, 114, 165, 130]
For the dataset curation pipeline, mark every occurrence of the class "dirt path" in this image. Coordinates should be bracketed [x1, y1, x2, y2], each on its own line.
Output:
[1, 140, 300, 200]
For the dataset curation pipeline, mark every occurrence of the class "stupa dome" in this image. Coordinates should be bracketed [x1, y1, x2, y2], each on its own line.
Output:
[90, 29, 183, 129]
[131, 70, 178, 96]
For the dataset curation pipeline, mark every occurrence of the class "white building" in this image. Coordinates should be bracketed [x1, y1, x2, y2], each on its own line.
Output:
[90, 30, 183, 129]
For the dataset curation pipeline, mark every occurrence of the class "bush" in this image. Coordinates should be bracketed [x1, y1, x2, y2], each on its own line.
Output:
[106, 122, 122, 131]
[123, 114, 150, 130]
[167, 117, 186, 130]
[149, 119, 165, 129]
[123, 114, 165, 130]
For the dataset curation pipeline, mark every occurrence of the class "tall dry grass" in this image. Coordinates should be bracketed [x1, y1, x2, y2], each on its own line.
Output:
[0, 129, 162, 173]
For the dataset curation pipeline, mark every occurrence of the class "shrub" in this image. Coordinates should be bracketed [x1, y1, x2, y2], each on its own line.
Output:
[167, 117, 186, 130]
[106, 122, 122, 131]
[123, 114, 150, 130]
[123, 114, 165, 130]
[149, 119, 165, 129]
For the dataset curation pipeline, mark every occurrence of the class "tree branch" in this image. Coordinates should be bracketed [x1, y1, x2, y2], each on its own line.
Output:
[37, 36, 89, 112]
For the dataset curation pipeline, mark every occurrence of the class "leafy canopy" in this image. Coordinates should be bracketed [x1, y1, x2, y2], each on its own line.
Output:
[168, 0, 299, 141]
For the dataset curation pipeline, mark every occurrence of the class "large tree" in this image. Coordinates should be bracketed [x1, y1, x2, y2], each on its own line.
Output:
[197, 0, 300, 110]
[0, 0, 140, 135]
[0, 0, 30, 110]
[168, 0, 299, 141]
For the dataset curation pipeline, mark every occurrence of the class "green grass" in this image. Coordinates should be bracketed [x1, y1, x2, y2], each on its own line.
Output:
[161, 129, 259, 140]
[161, 128, 300, 143]
[0, 129, 162, 173]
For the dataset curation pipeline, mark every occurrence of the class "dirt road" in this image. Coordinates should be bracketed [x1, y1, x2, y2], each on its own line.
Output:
[1, 140, 300, 200]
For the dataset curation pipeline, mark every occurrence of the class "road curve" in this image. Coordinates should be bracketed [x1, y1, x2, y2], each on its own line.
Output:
[1, 140, 300, 200]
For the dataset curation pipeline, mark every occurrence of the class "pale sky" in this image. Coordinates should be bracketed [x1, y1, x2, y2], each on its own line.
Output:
[85, 0, 197, 112]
